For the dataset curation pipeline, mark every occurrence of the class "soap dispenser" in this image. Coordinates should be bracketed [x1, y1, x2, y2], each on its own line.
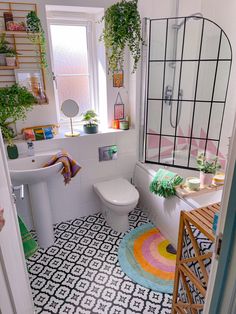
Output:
[27, 139, 34, 156]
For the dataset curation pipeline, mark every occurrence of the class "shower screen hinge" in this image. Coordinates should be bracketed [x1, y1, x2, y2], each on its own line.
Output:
[214, 232, 223, 259]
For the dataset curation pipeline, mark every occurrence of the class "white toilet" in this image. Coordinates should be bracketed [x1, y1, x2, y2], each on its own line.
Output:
[93, 178, 139, 232]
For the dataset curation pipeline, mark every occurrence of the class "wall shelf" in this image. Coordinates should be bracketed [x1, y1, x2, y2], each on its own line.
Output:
[0, 31, 40, 36]
[0, 65, 19, 70]
[0, 1, 46, 93]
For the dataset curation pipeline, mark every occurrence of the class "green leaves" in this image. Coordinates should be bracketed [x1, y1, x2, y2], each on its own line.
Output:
[196, 153, 221, 174]
[26, 11, 47, 69]
[82, 110, 99, 126]
[100, 0, 142, 73]
[0, 84, 36, 143]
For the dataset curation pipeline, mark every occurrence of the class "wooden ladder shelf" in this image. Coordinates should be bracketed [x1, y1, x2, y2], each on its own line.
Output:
[172, 203, 220, 313]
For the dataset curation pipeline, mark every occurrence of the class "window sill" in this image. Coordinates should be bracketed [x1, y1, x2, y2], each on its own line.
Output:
[13, 127, 135, 144]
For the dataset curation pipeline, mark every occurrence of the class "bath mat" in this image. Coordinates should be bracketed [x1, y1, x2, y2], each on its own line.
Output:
[118, 223, 176, 293]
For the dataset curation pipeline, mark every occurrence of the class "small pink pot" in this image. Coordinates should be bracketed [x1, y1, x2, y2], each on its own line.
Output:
[200, 172, 214, 187]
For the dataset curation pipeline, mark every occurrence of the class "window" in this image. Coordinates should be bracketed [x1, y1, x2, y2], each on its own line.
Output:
[48, 20, 96, 122]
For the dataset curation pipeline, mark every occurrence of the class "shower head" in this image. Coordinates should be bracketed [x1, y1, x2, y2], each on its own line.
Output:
[172, 13, 203, 30]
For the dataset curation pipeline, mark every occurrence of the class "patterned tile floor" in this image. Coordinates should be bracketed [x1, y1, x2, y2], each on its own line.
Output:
[27, 209, 172, 314]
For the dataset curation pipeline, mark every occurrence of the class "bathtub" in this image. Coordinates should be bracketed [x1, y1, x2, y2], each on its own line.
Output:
[133, 162, 222, 248]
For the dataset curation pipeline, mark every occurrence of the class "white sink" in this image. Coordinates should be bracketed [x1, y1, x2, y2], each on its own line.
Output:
[8, 151, 63, 249]
[8, 152, 62, 184]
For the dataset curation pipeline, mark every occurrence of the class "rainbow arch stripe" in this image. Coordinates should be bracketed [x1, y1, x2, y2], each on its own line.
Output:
[118, 223, 176, 293]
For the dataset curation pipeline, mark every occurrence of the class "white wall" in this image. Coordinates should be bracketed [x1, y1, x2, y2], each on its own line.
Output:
[15, 130, 137, 229]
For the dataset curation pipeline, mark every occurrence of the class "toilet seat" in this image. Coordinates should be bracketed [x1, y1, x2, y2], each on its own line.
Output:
[94, 178, 139, 206]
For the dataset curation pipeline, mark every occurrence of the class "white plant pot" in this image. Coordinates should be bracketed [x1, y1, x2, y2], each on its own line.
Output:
[6, 57, 16, 67]
[200, 172, 214, 187]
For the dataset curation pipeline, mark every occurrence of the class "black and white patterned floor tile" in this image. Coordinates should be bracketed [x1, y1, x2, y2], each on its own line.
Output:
[27, 209, 172, 314]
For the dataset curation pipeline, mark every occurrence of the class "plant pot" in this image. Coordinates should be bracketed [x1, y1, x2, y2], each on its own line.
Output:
[83, 124, 98, 134]
[200, 172, 214, 187]
[7, 144, 18, 159]
[6, 56, 16, 67]
[0, 53, 6, 66]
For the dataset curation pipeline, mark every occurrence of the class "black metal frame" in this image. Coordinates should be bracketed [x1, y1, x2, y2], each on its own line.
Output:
[144, 16, 232, 170]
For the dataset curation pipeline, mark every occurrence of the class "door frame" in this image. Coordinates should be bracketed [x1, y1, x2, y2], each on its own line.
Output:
[204, 117, 236, 313]
[0, 132, 34, 314]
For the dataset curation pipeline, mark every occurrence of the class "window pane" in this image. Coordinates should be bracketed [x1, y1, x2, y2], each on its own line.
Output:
[50, 24, 89, 75]
[56, 76, 90, 113]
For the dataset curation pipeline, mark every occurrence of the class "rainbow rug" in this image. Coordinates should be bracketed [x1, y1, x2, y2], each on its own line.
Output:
[118, 223, 176, 294]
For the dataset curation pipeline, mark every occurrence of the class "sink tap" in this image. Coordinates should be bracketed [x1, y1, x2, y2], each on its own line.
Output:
[27, 139, 35, 156]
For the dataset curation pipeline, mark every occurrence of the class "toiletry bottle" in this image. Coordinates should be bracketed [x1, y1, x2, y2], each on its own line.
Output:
[27, 139, 34, 156]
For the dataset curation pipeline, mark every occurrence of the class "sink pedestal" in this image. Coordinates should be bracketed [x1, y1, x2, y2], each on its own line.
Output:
[29, 181, 55, 248]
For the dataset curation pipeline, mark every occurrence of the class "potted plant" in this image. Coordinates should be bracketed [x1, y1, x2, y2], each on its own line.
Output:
[26, 11, 47, 68]
[100, 0, 142, 73]
[0, 84, 37, 159]
[196, 153, 221, 186]
[0, 33, 10, 66]
[5, 48, 18, 67]
[82, 110, 99, 134]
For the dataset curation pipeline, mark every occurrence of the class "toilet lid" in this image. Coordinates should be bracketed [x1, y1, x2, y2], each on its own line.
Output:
[94, 178, 139, 206]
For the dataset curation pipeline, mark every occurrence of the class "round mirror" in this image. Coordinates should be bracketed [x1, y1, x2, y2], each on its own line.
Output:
[61, 99, 79, 118]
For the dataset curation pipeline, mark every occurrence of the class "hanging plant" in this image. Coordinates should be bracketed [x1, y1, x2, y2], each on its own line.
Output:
[26, 11, 47, 69]
[100, 0, 142, 74]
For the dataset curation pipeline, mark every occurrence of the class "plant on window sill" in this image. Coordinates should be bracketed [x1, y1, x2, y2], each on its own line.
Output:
[100, 0, 142, 74]
[82, 110, 99, 134]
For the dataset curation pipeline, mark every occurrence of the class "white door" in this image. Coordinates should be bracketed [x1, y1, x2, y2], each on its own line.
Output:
[0, 132, 34, 314]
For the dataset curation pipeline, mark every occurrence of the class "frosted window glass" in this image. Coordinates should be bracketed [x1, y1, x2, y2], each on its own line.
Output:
[57, 76, 90, 113]
[50, 24, 89, 75]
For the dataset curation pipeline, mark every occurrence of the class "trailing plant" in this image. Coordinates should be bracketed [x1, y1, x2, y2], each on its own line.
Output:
[26, 11, 47, 68]
[6, 48, 19, 57]
[82, 110, 99, 126]
[100, 0, 142, 73]
[0, 33, 11, 54]
[0, 84, 36, 145]
[196, 153, 221, 174]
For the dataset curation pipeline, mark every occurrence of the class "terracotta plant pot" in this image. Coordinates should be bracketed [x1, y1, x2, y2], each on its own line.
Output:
[6, 56, 16, 67]
[200, 172, 214, 187]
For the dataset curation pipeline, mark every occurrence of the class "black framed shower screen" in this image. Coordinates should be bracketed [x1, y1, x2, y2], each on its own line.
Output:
[142, 16, 232, 170]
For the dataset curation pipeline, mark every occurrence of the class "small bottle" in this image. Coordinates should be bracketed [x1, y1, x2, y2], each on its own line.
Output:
[27, 139, 34, 156]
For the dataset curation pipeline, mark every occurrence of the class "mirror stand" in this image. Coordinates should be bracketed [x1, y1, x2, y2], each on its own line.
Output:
[65, 117, 80, 137]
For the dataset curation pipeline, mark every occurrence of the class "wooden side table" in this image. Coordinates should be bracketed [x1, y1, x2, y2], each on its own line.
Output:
[172, 203, 220, 313]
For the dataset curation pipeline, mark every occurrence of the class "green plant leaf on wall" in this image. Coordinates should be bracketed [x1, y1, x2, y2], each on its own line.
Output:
[26, 11, 47, 69]
[0, 84, 36, 145]
[100, 0, 142, 74]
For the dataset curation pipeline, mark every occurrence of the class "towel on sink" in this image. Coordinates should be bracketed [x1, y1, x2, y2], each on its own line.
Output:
[43, 151, 81, 184]
[149, 168, 183, 198]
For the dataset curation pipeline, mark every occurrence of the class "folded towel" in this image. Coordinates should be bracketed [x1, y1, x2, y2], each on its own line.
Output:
[149, 169, 183, 198]
[18, 216, 38, 258]
[43, 151, 81, 184]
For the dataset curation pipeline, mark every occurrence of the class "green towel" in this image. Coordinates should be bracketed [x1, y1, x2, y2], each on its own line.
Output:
[18, 216, 38, 259]
[149, 168, 183, 198]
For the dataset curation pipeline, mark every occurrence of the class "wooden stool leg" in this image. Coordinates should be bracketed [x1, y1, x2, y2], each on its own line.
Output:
[172, 211, 185, 314]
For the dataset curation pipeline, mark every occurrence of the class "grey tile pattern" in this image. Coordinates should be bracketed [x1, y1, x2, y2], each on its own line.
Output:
[27, 209, 173, 313]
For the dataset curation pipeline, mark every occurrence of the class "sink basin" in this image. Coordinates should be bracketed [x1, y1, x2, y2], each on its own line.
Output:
[8, 152, 62, 184]
[8, 151, 63, 249]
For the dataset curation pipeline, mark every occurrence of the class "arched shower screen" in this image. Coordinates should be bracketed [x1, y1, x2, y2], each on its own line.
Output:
[140, 16, 232, 170]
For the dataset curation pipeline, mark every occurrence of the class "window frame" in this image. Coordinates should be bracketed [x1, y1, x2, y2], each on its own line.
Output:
[47, 17, 99, 125]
